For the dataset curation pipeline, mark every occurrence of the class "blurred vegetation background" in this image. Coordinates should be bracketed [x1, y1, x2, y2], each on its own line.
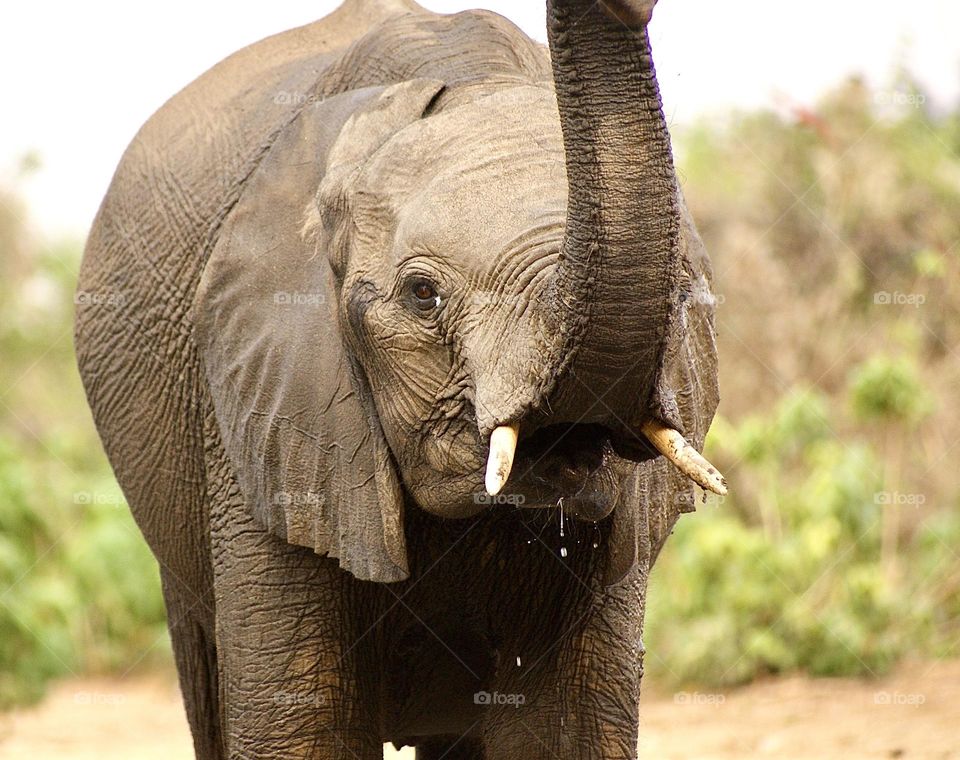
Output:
[0, 156, 167, 709]
[1, 75, 958, 708]
[646, 76, 960, 686]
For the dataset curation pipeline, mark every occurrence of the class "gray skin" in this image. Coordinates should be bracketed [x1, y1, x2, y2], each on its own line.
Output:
[74, 0, 719, 758]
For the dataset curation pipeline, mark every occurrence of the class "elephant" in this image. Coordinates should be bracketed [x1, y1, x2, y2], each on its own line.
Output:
[74, 0, 724, 757]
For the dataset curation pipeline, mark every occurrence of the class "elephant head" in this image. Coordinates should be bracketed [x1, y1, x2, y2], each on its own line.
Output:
[194, 0, 723, 583]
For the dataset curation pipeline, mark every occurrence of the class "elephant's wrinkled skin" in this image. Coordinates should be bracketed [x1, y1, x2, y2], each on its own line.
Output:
[75, 0, 720, 757]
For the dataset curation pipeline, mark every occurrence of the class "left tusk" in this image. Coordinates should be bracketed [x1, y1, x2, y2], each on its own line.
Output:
[485, 423, 520, 496]
[641, 420, 727, 496]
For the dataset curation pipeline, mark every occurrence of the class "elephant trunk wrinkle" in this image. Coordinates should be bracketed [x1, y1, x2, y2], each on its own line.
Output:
[531, 0, 682, 431]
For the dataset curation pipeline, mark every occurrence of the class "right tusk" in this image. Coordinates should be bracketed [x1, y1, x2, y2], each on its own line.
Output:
[485, 423, 520, 496]
[641, 420, 727, 496]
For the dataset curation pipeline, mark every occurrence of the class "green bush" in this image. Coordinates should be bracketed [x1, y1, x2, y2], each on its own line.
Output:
[0, 428, 168, 708]
[848, 353, 932, 426]
[0, 189, 168, 708]
[645, 380, 959, 686]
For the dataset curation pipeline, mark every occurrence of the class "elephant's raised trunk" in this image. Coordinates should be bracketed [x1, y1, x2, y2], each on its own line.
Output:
[478, 1, 727, 497]
[535, 0, 680, 429]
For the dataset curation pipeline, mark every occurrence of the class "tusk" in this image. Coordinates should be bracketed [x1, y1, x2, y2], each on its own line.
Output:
[641, 420, 727, 496]
[485, 423, 520, 496]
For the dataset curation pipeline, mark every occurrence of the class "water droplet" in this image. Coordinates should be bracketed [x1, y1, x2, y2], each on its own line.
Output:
[560, 547, 568, 558]
[516, 656, 522, 667]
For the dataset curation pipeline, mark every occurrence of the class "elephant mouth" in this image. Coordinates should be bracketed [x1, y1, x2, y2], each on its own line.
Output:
[480, 417, 727, 521]
[517, 423, 617, 480]
[499, 423, 634, 522]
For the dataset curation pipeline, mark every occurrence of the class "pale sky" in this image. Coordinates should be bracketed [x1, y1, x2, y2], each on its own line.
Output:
[2, 1, 958, 237]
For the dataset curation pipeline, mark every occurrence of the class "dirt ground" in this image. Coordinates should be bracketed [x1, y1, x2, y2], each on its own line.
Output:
[0, 661, 957, 759]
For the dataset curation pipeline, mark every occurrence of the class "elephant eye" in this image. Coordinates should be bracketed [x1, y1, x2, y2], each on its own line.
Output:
[409, 278, 441, 312]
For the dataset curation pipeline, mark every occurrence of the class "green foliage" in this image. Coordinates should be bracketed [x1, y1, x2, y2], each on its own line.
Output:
[0, 185, 167, 708]
[848, 353, 932, 426]
[646, 388, 960, 686]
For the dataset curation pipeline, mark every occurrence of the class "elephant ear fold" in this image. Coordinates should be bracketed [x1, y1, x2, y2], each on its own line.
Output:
[327, 79, 445, 174]
[315, 79, 446, 277]
[194, 79, 444, 583]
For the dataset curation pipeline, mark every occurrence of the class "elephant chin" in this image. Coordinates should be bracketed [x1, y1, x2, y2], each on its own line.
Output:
[531, 465, 623, 523]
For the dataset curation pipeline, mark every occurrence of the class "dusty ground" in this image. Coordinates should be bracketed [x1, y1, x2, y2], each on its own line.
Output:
[0, 661, 957, 759]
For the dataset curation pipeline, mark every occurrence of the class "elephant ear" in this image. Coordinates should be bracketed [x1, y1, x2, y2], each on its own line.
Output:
[194, 79, 446, 583]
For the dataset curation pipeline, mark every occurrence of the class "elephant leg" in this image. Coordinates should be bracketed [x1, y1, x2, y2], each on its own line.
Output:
[482, 571, 648, 760]
[415, 737, 484, 759]
[161, 574, 224, 760]
[210, 505, 381, 758]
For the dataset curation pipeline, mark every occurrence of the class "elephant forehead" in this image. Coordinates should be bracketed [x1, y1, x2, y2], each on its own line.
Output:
[402, 158, 565, 254]
[361, 84, 566, 197]
[384, 88, 568, 263]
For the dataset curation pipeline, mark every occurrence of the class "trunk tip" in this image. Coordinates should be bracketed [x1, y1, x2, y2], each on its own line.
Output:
[599, 0, 658, 28]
